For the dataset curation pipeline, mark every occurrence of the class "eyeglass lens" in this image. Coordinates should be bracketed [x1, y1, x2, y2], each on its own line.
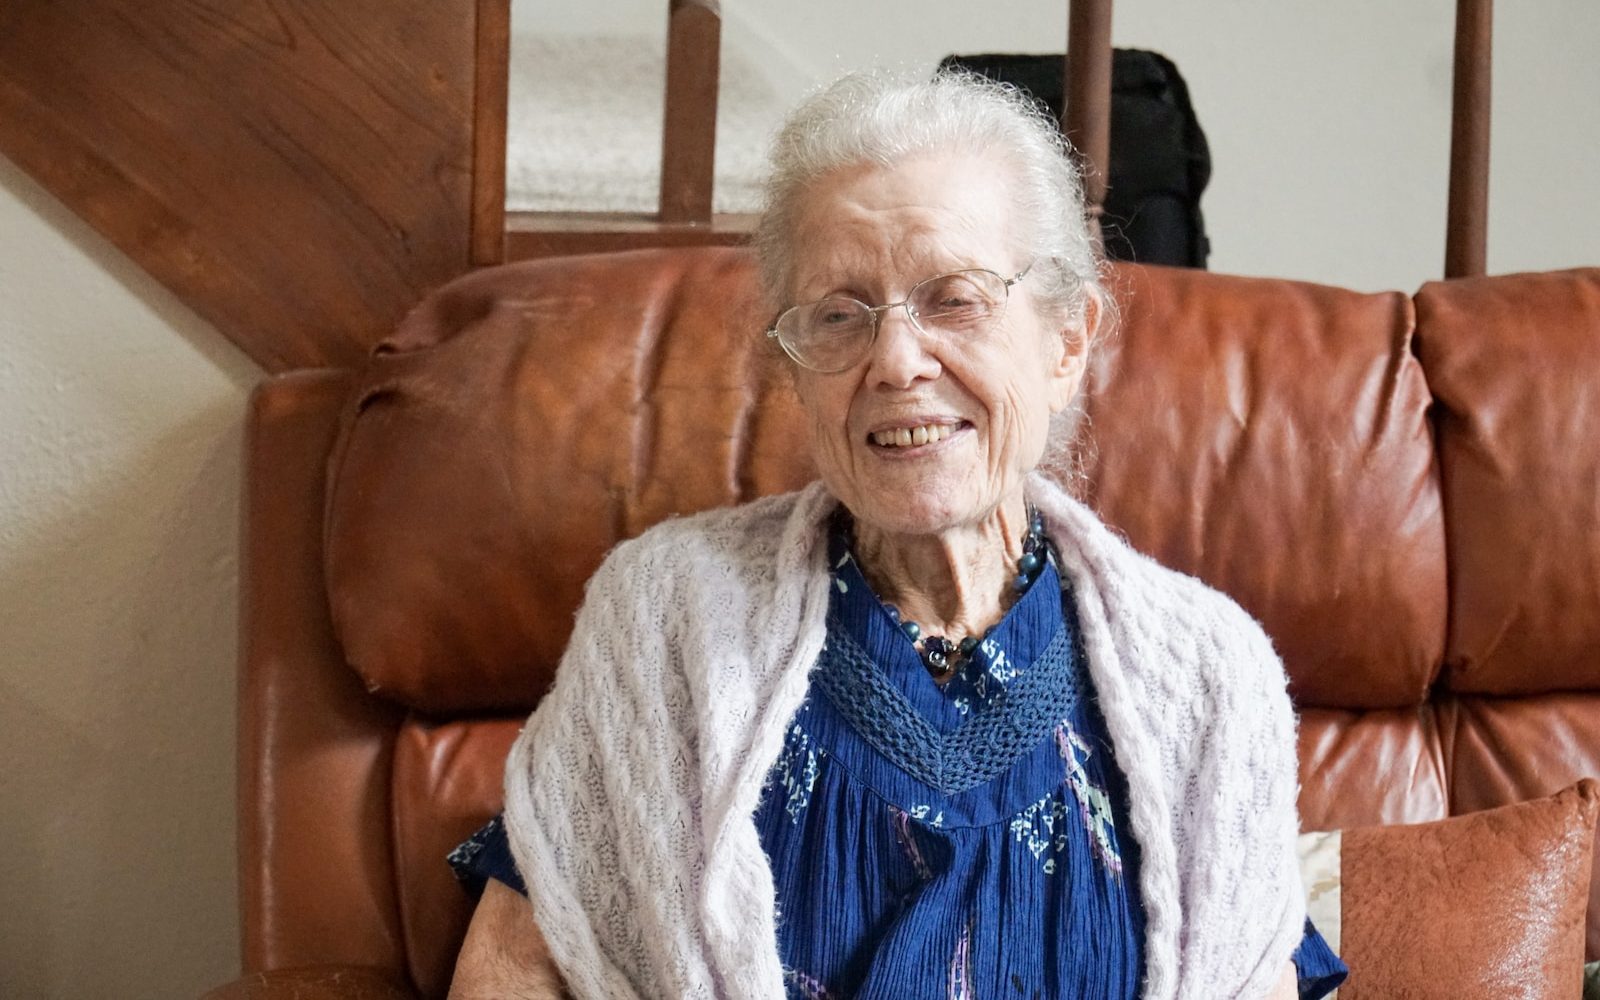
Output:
[779, 269, 1008, 372]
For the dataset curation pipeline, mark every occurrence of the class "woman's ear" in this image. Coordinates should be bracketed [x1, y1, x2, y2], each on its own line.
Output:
[1046, 291, 1100, 414]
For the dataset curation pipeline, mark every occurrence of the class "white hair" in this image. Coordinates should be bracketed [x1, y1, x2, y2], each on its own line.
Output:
[753, 68, 1112, 488]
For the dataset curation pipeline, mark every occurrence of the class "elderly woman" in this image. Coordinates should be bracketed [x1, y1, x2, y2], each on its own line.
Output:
[447, 72, 1346, 999]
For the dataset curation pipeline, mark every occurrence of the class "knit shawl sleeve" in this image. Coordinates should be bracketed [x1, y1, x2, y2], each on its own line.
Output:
[1030, 476, 1306, 999]
[501, 485, 836, 1000]
[1164, 587, 1306, 996]
[500, 534, 709, 999]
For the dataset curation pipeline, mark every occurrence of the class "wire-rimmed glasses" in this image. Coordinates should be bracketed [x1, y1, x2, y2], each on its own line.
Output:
[766, 263, 1034, 373]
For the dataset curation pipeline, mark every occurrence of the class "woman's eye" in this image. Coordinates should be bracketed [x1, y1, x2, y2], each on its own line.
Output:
[919, 277, 987, 313]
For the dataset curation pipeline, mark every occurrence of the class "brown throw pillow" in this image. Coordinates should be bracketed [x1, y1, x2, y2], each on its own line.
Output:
[1299, 779, 1599, 1000]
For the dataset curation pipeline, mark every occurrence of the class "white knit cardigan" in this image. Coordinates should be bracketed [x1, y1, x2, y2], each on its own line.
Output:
[504, 476, 1306, 999]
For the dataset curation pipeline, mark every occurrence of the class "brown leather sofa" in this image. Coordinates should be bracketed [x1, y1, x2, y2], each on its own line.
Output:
[205, 248, 1600, 998]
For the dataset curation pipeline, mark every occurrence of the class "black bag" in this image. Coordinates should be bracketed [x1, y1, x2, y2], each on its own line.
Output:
[938, 50, 1213, 269]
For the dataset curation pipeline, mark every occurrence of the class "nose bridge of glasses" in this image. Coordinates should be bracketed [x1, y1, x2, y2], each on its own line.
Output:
[867, 296, 920, 329]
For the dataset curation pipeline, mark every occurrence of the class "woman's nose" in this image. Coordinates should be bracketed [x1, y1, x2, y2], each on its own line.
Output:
[864, 305, 941, 388]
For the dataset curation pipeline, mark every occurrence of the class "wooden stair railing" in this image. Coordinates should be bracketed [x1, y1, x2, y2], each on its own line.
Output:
[478, 0, 1120, 265]
[475, 0, 752, 262]
[482, 0, 1496, 278]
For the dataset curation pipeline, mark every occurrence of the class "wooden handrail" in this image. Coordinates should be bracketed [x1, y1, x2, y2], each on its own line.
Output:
[1446, 0, 1492, 278]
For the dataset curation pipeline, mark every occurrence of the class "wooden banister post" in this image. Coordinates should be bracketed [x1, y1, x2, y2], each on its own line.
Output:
[471, 0, 512, 265]
[659, 0, 721, 225]
[1446, 0, 1492, 279]
[1065, 0, 1114, 246]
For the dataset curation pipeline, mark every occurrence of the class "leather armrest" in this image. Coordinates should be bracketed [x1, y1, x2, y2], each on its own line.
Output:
[201, 966, 418, 1000]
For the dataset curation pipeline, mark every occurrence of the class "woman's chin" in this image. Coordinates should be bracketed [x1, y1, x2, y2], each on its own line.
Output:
[844, 492, 983, 539]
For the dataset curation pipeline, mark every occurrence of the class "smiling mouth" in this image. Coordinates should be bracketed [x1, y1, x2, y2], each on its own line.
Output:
[868, 421, 967, 449]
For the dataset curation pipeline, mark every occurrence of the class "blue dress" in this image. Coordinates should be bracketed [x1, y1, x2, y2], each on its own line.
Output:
[451, 523, 1347, 999]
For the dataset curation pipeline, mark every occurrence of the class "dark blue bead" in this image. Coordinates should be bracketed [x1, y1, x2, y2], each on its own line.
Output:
[959, 636, 978, 654]
[884, 604, 901, 623]
[901, 621, 921, 641]
[1018, 551, 1041, 574]
[1014, 573, 1030, 591]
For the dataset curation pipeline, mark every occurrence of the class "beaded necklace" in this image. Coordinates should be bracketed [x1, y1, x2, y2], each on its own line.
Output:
[843, 507, 1050, 679]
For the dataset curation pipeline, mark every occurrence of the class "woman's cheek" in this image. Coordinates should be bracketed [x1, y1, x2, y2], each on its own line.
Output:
[992, 385, 1038, 473]
[806, 411, 857, 499]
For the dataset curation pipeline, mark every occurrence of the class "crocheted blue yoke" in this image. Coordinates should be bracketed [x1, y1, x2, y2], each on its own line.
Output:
[813, 612, 1082, 794]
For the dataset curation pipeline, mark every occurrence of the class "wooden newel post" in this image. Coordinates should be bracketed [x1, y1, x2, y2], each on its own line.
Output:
[659, 0, 721, 225]
[1446, 0, 1492, 279]
[1065, 0, 1114, 247]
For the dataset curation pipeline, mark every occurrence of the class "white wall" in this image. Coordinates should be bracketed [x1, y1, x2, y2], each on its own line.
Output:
[0, 156, 258, 998]
[514, 0, 1599, 291]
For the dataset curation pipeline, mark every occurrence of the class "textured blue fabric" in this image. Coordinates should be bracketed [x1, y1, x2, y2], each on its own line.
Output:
[447, 813, 525, 899]
[755, 524, 1343, 998]
[447, 521, 1347, 997]
[1292, 917, 1348, 999]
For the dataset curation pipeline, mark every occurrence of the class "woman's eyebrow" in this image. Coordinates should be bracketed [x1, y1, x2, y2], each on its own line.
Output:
[805, 251, 978, 299]
[797, 266, 868, 300]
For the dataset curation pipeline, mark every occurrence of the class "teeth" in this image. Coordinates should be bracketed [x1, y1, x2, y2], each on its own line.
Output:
[872, 423, 956, 448]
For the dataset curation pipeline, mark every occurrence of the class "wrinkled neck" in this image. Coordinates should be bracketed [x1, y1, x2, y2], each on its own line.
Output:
[851, 493, 1030, 642]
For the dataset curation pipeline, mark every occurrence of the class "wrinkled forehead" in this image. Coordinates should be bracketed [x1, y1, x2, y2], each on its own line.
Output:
[785, 153, 1022, 302]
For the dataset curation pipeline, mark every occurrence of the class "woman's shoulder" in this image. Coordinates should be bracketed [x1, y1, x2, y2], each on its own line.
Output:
[1034, 478, 1285, 699]
[1108, 535, 1284, 701]
[1040, 484, 1264, 622]
[1078, 524, 1296, 783]
[1122, 543, 1277, 665]
[584, 483, 835, 602]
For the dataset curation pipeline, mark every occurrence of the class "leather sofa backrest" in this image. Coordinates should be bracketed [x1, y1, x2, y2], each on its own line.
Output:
[321, 252, 1446, 715]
